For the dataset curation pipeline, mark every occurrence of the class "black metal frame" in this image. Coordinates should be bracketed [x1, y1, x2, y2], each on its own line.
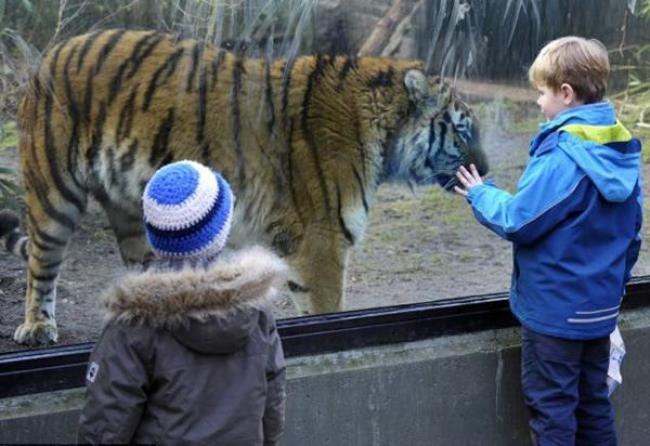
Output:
[2, 277, 650, 399]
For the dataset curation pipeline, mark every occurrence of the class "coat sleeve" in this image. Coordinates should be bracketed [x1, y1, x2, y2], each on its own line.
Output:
[466, 153, 590, 246]
[77, 324, 152, 445]
[262, 318, 287, 446]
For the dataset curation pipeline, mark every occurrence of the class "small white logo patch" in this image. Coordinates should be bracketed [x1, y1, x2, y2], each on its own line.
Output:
[86, 362, 99, 383]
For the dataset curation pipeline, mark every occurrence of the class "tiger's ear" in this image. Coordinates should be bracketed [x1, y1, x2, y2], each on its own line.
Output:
[404, 69, 429, 103]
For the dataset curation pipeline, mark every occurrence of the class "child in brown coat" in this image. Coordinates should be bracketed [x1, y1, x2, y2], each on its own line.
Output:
[78, 160, 287, 445]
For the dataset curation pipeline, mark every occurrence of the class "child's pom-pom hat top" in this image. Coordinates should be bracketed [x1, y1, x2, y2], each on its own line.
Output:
[142, 160, 234, 260]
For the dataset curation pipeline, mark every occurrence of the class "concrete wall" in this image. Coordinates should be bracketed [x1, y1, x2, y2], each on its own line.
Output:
[2, 308, 650, 445]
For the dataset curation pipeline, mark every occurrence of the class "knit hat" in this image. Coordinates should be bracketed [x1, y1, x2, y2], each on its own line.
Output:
[142, 160, 234, 260]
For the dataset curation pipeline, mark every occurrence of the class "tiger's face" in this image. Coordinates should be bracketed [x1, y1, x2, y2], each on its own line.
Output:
[386, 70, 487, 190]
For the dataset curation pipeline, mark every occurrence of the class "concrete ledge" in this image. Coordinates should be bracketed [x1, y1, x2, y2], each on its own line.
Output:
[2, 308, 650, 445]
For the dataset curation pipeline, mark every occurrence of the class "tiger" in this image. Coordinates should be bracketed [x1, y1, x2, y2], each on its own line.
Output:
[0, 29, 487, 345]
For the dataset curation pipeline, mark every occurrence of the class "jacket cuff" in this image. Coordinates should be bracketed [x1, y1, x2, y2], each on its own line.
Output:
[466, 182, 492, 204]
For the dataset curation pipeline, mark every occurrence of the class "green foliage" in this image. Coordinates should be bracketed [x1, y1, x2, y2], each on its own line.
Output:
[0, 0, 37, 124]
[0, 120, 17, 149]
[0, 0, 166, 51]
[0, 0, 317, 56]
[0, 166, 24, 213]
[640, 0, 650, 20]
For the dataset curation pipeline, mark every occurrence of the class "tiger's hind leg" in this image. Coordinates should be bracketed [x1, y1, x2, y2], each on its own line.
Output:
[0, 210, 28, 260]
[14, 179, 87, 345]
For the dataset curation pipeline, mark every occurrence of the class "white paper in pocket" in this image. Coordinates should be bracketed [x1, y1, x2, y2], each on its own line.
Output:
[607, 325, 626, 396]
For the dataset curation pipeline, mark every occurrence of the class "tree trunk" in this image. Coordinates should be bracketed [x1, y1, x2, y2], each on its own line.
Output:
[382, 1, 421, 57]
[357, 0, 418, 57]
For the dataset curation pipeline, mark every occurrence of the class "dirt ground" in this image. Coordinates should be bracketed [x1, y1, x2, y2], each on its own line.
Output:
[2, 95, 650, 353]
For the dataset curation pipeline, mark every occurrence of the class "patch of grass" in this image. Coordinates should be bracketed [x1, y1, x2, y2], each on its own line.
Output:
[458, 253, 476, 262]
[0, 166, 24, 213]
[0, 121, 17, 149]
[367, 185, 475, 252]
[427, 187, 460, 209]
[425, 253, 445, 267]
[386, 197, 417, 215]
[425, 187, 473, 226]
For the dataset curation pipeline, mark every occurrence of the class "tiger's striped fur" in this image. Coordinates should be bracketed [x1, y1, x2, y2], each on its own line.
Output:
[2, 29, 486, 345]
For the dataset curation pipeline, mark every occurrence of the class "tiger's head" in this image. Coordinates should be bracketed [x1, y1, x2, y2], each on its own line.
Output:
[385, 70, 487, 191]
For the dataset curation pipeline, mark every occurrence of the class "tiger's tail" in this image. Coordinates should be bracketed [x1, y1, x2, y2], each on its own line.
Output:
[0, 209, 28, 261]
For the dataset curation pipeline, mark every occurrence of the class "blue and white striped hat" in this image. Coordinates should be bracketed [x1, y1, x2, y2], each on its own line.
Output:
[142, 160, 234, 260]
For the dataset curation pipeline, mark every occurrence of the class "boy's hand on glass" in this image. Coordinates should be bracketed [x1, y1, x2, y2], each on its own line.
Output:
[454, 164, 483, 197]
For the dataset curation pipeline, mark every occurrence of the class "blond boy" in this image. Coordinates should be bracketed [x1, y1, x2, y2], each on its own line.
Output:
[456, 37, 642, 445]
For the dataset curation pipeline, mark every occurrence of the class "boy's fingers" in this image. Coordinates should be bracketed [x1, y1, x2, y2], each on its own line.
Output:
[456, 171, 469, 186]
[453, 186, 467, 196]
[459, 165, 478, 184]
[470, 164, 481, 180]
[458, 166, 472, 180]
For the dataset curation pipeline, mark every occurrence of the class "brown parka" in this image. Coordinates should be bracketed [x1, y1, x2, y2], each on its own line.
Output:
[77, 246, 287, 446]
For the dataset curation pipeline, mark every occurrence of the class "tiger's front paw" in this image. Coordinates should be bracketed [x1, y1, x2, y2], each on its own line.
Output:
[13, 320, 58, 345]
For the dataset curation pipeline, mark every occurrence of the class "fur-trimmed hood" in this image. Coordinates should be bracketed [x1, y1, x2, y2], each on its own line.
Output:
[102, 246, 287, 354]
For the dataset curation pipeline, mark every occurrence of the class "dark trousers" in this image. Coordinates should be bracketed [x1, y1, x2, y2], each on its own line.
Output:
[521, 326, 616, 446]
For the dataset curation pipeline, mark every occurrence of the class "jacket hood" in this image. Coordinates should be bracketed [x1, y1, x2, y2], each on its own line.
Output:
[102, 246, 287, 354]
[534, 102, 641, 202]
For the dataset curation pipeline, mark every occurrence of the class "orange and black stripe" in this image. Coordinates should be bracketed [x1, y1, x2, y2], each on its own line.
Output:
[108, 31, 160, 105]
[143, 47, 184, 112]
[149, 108, 175, 167]
[301, 54, 332, 215]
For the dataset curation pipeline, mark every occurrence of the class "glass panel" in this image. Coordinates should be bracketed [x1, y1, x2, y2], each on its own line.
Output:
[0, 0, 648, 351]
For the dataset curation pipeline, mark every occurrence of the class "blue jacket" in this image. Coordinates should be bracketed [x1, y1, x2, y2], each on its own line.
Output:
[467, 102, 643, 339]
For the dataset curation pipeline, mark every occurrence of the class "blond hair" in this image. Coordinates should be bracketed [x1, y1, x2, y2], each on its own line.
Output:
[528, 36, 610, 104]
